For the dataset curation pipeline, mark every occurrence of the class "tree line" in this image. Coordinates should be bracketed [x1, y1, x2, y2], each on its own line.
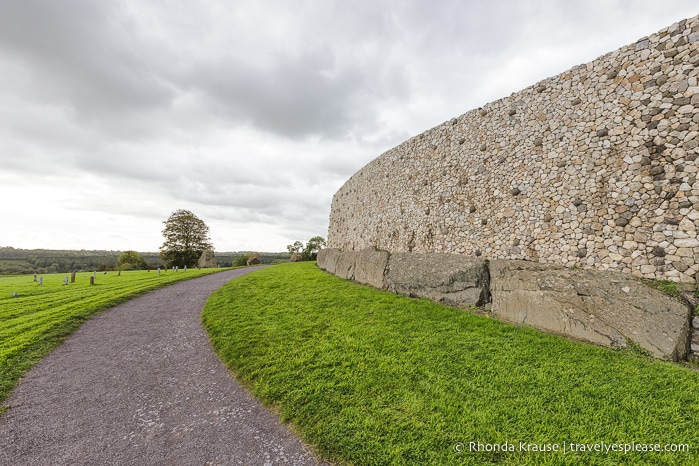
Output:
[1, 209, 325, 275]
[0, 247, 289, 275]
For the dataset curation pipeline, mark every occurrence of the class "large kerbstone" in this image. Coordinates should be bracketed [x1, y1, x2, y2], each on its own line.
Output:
[335, 250, 358, 280]
[354, 248, 390, 289]
[316, 248, 328, 269]
[386, 253, 489, 306]
[490, 260, 691, 361]
[317, 248, 341, 274]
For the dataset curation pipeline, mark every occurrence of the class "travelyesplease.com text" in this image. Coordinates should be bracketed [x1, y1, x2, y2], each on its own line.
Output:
[454, 441, 690, 455]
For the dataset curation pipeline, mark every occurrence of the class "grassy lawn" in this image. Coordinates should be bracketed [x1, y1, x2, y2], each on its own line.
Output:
[202, 262, 699, 465]
[0, 267, 227, 412]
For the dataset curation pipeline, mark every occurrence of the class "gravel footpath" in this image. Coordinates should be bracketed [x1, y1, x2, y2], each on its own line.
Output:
[0, 267, 324, 465]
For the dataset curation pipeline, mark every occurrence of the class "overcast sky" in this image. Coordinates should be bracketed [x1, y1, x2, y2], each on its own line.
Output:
[1, 1, 697, 253]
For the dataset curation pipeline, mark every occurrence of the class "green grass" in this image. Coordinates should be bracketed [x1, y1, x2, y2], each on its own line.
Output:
[641, 279, 685, 301]
[202, 262, 699, 465]
[0, 267, 227, 412]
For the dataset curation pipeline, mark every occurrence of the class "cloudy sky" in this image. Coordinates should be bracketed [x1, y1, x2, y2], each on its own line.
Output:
[0, 0, 697, 253]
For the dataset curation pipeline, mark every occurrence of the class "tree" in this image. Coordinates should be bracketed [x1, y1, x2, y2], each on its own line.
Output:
[233, 254, 250, 267]
[160, 209, 213, 268]
[302, 236, 326, 261]
[286, 237, 327, 261]
[117, 250, 148, 270]
[286, 241, 304, 254]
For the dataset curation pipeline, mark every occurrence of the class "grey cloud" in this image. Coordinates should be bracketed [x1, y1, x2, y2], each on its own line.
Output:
[0, 0, 175, 136]
[190, 47, 409, 140]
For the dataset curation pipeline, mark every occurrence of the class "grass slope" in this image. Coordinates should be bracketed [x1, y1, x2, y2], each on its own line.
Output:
[0, 268, 226, 412]
[202, 262, 699, 465]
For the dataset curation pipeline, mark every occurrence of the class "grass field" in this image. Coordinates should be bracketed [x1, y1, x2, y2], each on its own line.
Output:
[202, 262, 699, 466]
[0, 267, 227, 412]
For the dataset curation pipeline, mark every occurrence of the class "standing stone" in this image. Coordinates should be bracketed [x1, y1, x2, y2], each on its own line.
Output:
[63, 276, 69, 286]
[70, 271, 76, 283]
[89, 276, 94, 285]
[157, 268, 161, 276]
[38, 277, 43, 286]
[198, 250, 217, 268]
[33, 274, 37, 282]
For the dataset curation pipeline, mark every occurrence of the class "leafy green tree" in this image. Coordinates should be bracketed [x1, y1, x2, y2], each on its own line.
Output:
[302, 236, 326, 261]
[286, 241, 304, 254]
[160, 209, 213, 268]
[117, 250, 148, 270]
[233, 254, 250, 267]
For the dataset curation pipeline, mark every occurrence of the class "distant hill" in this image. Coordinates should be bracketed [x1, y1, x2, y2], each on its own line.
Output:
[0, 247, 289, 275]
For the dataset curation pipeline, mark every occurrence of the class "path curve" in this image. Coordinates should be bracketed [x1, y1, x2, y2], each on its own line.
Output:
[0, 267, 323, 465]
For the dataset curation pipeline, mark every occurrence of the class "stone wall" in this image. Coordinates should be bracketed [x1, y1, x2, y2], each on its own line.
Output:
[328, 15, 699, 282]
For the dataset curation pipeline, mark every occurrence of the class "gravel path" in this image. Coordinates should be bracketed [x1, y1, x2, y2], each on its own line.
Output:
[0, 268, 323, 465]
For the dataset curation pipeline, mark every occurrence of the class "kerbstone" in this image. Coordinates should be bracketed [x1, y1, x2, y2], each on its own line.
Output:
[490, 260, 691, 361]
[335, 250, 358, 280]
[386, 253, 489, 306]
[353, 248, 390, 289]
[317, 248, 341, 275]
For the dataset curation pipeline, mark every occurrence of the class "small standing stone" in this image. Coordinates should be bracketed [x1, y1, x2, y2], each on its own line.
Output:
[38, 277, 43, 286]
[71, 271, 76, 283]
[157, 268, 161, 276]
[63, 276, 69, 285]
[90, 276, 95, 285]
[33, 274, 37, 282]
[183, 265, 187, 272]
